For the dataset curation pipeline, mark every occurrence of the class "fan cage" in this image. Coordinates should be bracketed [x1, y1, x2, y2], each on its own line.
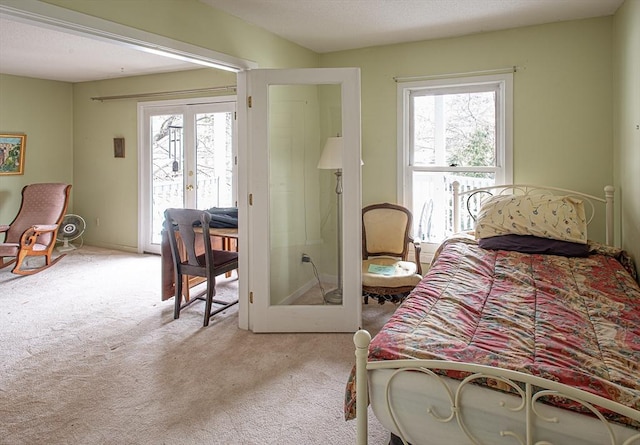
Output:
[57, 214, 86, 242]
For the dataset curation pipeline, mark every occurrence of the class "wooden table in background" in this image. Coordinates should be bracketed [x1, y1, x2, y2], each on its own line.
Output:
[161, 227, 238, 301]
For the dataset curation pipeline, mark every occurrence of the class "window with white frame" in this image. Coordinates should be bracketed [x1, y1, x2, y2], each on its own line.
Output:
[398, 73, 513, 255]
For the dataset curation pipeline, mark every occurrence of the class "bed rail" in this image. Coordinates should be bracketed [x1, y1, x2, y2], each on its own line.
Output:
[354, 330, 639, 445]
[452, 183, 615, 246]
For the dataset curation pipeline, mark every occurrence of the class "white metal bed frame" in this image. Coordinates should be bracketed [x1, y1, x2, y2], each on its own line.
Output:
[354, 184, 639, 445]
[452, 182, 615, 245]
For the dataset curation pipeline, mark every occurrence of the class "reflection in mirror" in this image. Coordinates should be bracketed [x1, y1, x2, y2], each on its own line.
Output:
[317, 136, 343, 304]
[268, 83, 342, 306]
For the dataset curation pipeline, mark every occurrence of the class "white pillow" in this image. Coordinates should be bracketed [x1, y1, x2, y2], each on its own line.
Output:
[474, 194, 587, 244]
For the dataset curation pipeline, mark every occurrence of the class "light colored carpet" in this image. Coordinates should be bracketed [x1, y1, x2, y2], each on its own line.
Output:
[0, 246, 396, 445]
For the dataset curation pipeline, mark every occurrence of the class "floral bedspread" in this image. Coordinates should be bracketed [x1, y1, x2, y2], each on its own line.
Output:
[345, 237, 640, 426]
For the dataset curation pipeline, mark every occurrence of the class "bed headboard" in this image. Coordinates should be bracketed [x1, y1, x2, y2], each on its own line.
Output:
[452, 182, 615, 246]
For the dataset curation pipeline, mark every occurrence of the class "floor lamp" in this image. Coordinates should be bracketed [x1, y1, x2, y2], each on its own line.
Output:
[317, 136, 343, 304]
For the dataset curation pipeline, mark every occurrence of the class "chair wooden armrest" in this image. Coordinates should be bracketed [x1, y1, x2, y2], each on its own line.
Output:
[31, 224, 59, 233]
[19, 224, 59, 248]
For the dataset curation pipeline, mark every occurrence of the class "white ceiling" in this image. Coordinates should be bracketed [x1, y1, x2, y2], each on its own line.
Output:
[201, 0, 625, 53]
[0, 0, 625, 83]
[0, 17, 197, 83]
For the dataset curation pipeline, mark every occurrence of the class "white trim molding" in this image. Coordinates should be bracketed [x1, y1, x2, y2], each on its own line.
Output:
[0, 0, 257, 72]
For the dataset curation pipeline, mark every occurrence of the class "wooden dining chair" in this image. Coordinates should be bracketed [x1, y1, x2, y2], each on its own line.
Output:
[0, 183, 71, 275]
[163, 208, 239, 327]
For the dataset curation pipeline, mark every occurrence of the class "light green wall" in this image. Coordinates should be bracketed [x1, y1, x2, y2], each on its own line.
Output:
[3, 0, 637, 256]
[29, 0, 319, 251]
[0, 74, 73, 222]
[72, 68, 235, 250]
[613, 0, 640, 270]
[320, 17, 614, 243]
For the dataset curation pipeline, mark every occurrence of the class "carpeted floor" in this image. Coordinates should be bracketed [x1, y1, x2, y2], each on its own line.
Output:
[0, 246, 395, 445]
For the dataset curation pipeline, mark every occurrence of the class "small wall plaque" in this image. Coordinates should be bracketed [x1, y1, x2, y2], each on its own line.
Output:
[114, 138, 125, 158]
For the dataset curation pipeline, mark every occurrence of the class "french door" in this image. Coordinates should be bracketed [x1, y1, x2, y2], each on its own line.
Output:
[138, 97, 237, 254]
[239, 68, 362, 332]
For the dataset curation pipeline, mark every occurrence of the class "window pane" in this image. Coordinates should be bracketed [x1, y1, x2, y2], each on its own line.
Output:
[402, 74, 511, 247]
[196, 111, 234, 208]
[413, 91, 496, 167]
[151, 114, 183, 245]
[412, 171, 494, 242]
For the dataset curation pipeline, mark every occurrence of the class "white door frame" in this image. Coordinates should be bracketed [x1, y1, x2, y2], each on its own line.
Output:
[238, 68, 362, 332]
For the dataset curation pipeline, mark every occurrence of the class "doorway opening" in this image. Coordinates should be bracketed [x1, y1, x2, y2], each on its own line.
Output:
[139, 97, 237, 254]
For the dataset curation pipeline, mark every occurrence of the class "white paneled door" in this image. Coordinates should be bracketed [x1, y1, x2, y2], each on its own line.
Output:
[240, 68, 362, 332]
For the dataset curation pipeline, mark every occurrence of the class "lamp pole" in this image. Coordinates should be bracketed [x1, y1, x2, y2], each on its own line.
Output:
[324, 169, 343, 304]
[317, 136, 344, 305]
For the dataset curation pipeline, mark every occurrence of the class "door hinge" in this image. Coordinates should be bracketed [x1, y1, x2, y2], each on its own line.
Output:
[234, 155, 238, 165]
[247, 96, 252, 108]
[249, 193, 253, 205]
[249, 291, 253, 304]
[234, 111, 237, 120]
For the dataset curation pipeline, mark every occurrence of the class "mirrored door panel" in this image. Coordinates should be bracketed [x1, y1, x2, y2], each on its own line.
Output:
[247, 68, 361, 333]
[268, 84, 341, 307]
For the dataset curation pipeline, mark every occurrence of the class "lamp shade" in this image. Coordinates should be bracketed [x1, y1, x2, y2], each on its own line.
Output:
[317, 137, 343, 170]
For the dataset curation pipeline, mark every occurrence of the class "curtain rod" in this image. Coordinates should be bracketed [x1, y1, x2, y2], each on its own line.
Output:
[91, 85, 237, 101]
[394, 66, 518, 83]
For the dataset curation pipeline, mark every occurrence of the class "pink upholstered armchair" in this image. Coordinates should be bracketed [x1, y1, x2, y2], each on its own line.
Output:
[0, 183, 71, 275]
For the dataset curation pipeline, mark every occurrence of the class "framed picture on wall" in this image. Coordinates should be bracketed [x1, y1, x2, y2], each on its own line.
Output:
[0, 134, 26, 175]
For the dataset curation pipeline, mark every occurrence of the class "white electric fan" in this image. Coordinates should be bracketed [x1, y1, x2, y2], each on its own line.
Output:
[57, 214, 86, 252]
